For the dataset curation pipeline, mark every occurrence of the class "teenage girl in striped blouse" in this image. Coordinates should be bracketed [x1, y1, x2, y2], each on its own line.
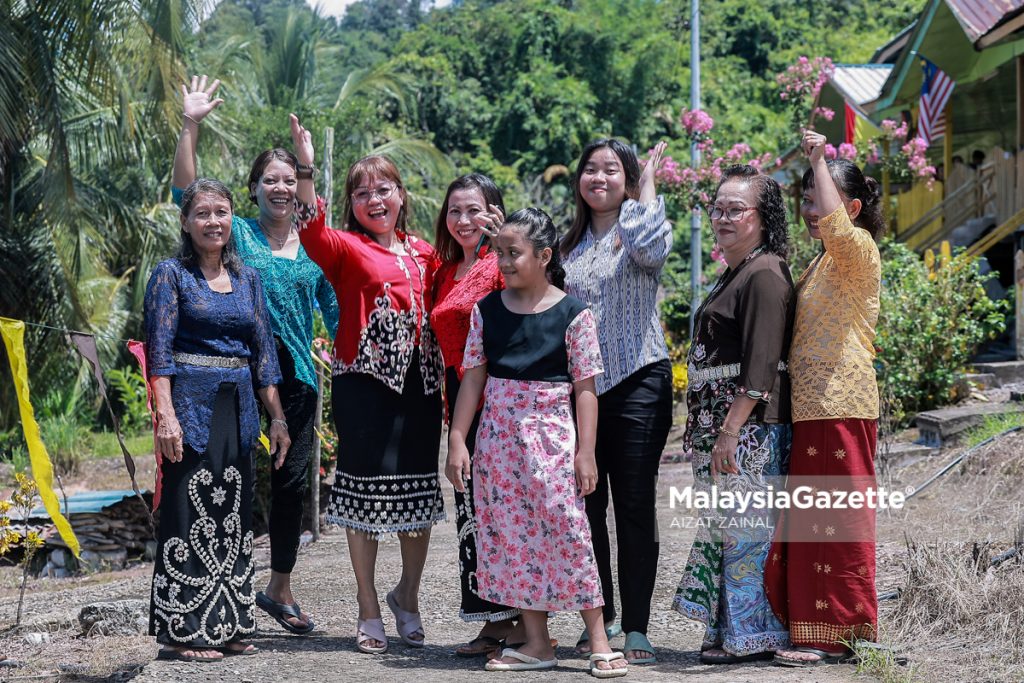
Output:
[562, 140, 674, 666]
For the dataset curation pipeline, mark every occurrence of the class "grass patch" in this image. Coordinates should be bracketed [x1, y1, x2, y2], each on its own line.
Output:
[852, 639, 917, 682]
[84, 431, 153, 459]
[961, 411, 1024, 449]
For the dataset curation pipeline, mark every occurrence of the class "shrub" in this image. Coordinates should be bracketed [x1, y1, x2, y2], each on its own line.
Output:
[876, 240, 1008, 422]
[106, 367, 150, 433]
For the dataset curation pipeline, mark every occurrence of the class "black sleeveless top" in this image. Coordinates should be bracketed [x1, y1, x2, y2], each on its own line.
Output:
[477, 291, 589, 383]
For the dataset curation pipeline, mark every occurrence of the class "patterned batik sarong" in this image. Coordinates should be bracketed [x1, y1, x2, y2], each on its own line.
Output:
[673, 421, 792, 656]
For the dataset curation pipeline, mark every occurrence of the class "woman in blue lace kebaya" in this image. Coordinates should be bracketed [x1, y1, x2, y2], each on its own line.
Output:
[172, 75, 338, 635]
[145, 178, 291, 662]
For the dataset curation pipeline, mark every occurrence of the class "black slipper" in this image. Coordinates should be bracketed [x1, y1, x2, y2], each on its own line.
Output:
[456, 635, 503, 658]
[224, 643, 260, 656]
[256, 591, 315, 635]
[700, 649, 774, 664]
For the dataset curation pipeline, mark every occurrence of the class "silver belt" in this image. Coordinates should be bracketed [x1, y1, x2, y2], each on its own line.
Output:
[687, 360, 787, 384]
[173, 352, 248, 369]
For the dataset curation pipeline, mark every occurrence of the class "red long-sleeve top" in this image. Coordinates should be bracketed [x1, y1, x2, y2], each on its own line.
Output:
[431, 251, 504, 379]
[299, 198, 442, 395]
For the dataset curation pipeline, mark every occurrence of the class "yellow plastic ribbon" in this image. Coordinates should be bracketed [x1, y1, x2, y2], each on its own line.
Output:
[0, 317, 81, 557]
[259, 431, 271, 454]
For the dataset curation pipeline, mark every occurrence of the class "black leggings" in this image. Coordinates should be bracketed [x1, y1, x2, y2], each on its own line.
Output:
[267, 344, 318, 574]
[585, 360, 673, 634]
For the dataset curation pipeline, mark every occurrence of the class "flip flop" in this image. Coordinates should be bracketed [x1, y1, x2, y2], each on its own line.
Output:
[456, 635, 503, 658]
[223, 643, 260, 656]
[773, 647, 851, 667]
[356, 617, 388, 654]
[484, 648, 558, 671]
[156, 648, 221, 663]
[386, 590, 425, 648]
[624, 631, 657, 664]
[576, 622, 623, 652]
[589, 651, 628, 679]
[256, 591, 315, 635]
[487, 638, 559, 660]
[700, 648, 774, 664]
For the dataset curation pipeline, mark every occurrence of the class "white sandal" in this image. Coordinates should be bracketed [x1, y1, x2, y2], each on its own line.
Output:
[590, 651, 628, 678]
[386, 590, 425, 648]
[484, 648, 558, 671]
[356, 617, 388, 654]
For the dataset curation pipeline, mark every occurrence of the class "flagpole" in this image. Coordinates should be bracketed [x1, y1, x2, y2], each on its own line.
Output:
[689, 0, 701, 337]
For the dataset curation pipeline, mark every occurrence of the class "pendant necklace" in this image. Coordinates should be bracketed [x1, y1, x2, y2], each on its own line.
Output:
[259, 220, 292, 249]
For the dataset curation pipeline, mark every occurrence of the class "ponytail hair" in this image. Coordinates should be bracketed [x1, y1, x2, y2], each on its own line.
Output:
[801, 159, 886, 242]
[504, 207, 565, 288]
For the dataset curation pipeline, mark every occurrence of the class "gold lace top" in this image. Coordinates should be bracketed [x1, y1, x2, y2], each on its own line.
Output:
[790, 205, 880, 422]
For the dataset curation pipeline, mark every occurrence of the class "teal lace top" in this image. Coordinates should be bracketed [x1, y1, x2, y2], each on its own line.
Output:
[172, 188, 339, 392]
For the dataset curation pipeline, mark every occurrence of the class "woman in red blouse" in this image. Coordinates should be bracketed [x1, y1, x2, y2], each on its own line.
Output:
[431, 174, 513, 656]
[298, 155, 445, 655]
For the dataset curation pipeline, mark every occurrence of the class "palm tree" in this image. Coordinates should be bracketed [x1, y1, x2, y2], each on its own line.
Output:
[0, 0, 196, 426]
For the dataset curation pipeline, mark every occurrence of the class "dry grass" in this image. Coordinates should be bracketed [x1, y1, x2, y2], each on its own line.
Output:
[872, 432, 1024, 682]
[879, 542, 1024, 682]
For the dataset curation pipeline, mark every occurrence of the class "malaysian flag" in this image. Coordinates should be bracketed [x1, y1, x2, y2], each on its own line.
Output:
[918, 57, 954, 147]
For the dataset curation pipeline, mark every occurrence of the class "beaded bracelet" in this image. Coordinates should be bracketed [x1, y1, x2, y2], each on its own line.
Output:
[296, 163, 317, 179]
[718, 426, 741, 438]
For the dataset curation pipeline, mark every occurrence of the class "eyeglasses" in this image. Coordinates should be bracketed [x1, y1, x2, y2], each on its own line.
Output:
[352, 184, 398, 204]
[709, 205, 757, 222]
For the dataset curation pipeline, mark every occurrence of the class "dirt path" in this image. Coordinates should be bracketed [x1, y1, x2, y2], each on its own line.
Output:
[0, 460, 867, 682]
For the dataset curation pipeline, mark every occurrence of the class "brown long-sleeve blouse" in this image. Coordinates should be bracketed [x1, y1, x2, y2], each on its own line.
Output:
[687, 248, 794, 427]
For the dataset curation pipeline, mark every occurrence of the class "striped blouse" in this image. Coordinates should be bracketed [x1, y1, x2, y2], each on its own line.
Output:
[563, 197, 672, 395]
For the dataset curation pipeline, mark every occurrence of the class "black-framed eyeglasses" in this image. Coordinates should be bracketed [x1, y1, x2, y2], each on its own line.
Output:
[709, 205, 757, 222]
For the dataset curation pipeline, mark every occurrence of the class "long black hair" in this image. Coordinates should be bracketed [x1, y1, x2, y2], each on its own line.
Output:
[433, 173, 506, 264]
[801, 159, 886, 242]
[178, 178, 243, 275]
[715, 164, 789, 258]
[561, 138, 641, 256]
[503, 207, 566, 288]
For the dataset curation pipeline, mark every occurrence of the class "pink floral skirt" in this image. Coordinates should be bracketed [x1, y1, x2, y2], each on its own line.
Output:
[472, 377, 604, 612]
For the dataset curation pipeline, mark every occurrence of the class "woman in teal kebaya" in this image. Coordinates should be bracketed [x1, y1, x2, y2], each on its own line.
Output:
[171, 74, 338, 636]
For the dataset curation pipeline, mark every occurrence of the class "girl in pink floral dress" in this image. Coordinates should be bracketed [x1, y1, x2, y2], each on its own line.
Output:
[447, 208, 628, 677]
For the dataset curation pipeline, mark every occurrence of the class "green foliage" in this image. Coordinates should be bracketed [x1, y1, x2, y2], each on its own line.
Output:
[106, 367, 151, 433]
[961, 412, 1024, 449]
[876, 241, 1008, 421]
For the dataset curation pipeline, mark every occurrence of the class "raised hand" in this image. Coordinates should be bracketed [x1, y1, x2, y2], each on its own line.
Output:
[472, 203, 505, 239]
[802, 129, 827, 166]
[180, 75, 224, 125]
[290, 114, 314, 166]
[639, 140, 667, 203]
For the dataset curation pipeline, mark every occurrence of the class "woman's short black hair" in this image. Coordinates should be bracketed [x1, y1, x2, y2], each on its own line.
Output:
[715, 165, 789, 258]
[247, 148, 298, 204]
[801, 159, 886, 242]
